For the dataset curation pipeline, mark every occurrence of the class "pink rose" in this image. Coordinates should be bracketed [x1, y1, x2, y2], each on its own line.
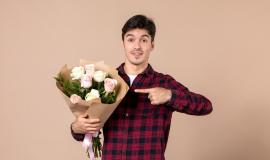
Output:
[80, 74, 92, 88]
[70, 94, 82, 104]
[104, 78, 117, 93]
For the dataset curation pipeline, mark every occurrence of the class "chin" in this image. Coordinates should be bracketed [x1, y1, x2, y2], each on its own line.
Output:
[130, 60, 146, 66]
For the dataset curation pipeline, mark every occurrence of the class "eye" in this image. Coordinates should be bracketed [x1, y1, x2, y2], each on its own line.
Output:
[127, 38, 134, 42]
[142, 39, 148, 43]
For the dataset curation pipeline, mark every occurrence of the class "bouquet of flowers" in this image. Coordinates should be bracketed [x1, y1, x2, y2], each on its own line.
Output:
[55, 60, 129, 160]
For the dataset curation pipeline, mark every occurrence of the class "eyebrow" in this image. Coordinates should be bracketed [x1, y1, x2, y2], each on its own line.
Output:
[125, 34, 150, 39]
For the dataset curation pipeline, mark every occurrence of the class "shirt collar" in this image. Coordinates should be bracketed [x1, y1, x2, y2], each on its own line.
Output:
[117, 63, 154, 76]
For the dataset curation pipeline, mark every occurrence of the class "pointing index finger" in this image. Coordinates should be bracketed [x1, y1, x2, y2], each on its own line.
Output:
[134, 88, 152, 94]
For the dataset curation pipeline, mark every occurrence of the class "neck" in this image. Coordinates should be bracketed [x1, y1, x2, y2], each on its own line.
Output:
[124, 61, 148, 75]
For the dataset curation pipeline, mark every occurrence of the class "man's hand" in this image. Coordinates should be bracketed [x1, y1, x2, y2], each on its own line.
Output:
[135, 87, 172, 105]
[71, 113, 101, 134]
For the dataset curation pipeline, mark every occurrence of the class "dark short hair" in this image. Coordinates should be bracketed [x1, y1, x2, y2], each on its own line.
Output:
[122, 15, 156, 42]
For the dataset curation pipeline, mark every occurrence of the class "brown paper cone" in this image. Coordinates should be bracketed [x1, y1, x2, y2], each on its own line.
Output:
[56, 60, 129, 127]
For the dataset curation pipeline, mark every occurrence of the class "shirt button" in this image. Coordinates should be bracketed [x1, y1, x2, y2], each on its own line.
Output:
[125, 113, 129, 117]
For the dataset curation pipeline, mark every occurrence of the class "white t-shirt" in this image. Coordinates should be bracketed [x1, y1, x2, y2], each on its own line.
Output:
[128, 74, 137, 86]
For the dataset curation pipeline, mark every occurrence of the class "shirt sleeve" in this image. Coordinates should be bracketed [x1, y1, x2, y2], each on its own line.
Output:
[165, 75, 213, 115]
[70, 124, 85, 141]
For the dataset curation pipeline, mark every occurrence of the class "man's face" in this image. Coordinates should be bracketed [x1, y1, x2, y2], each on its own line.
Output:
[123, 28, 154, 66]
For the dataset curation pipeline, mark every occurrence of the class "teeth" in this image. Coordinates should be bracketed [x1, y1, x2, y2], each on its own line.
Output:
[132, 52, 142, 55]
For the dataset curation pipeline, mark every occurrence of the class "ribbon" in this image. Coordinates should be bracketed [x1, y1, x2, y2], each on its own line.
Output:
[83, 133, 95, 160]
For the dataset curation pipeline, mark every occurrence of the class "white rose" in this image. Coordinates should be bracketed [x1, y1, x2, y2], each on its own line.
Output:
[104, 78, 118, 93]
[85, 89, 100, 101]
[84, 64, 95, 76]
[70, 66, 85, 80]
[70, 94, 82, 104]
[93, 70, 107, 82]
[80, 74, 92, 88]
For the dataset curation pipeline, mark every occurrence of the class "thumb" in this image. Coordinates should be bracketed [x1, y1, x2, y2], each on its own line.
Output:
[79, 113, 89, 118]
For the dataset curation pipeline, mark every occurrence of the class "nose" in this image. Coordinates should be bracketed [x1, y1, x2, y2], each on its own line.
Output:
[134, 40, 141, 50]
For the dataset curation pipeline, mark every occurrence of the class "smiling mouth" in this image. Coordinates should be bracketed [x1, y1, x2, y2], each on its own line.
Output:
[131, 51, 143, 55]
[131, 52, 143, 59]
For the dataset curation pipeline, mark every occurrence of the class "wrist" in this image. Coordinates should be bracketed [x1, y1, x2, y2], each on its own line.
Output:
[165, 89, 174, 107]
[167, 89, 172, 102]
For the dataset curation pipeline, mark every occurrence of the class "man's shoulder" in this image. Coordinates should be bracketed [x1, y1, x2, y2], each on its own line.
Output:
[151, 69, 175, 82]
[150, 65, 171, 77]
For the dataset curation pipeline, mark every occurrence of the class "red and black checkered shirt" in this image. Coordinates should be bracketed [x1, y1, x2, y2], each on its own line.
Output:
[71, 63, 212, 160]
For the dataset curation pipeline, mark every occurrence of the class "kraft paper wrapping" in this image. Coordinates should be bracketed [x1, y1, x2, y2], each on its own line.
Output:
[56, 60, 129, 127]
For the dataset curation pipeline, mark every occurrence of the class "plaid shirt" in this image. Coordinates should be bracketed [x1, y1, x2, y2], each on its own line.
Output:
[71, 63, 212, 160]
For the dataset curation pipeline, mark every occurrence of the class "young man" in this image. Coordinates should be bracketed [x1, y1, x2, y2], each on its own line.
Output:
[71, 15, 212, 160]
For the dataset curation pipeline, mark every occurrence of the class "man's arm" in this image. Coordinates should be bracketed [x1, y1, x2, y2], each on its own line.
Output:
[135, 75, 212, 115]
[165, 75, 212, 115]
[70, 114, 102, 141]
[71, 123, 85, 141]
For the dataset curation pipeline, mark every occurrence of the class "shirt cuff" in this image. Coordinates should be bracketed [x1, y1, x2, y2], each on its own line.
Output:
[70, 124, 85, 141]
[165, 89, 177, 108]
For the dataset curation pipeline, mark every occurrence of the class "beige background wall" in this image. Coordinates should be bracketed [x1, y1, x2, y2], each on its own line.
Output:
[1, 0, 269, 160]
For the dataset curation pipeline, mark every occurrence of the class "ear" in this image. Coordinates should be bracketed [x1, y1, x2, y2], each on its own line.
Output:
[151, 41, 155, 50]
